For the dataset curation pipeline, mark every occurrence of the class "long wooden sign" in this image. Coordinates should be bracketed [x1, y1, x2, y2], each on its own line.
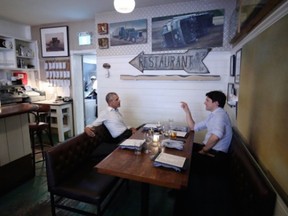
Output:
[129, 48, 211, 73]
[120, 74, 220, 81]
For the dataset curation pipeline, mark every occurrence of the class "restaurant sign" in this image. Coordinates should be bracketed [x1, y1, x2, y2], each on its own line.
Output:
[129, 48, 211, 73]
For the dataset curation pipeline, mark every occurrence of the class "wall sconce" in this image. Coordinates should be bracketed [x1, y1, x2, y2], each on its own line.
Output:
[103, 63, 111, 78]
[114, 0, 135, 13]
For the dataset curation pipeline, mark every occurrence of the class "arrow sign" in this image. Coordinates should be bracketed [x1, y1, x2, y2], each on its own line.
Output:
[129, 48, 211, 73]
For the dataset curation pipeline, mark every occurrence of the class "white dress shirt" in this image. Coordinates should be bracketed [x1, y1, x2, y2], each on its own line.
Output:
[87, 106, 128, 138]
[194, 108, 232, 153]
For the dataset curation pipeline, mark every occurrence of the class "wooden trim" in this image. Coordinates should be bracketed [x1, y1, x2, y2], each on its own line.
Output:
[120, 74, 221, 81]
[230, 0, 285, 45]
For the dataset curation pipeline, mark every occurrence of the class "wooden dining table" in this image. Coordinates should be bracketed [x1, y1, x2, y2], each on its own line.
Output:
[95, 127, 194, 216]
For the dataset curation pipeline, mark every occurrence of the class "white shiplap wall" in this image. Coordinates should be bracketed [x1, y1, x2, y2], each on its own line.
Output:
[94, 0, 236, 142]
[96, 52, 231, 142]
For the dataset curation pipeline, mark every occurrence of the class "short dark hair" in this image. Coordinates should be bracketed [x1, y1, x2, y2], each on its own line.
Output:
[206, 91, 226, 108]
[106, 92, 117, 103]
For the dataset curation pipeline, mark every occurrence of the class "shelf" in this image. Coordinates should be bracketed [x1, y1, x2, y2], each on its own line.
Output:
[0, 47, 13, 51]
[16, 55, 34, 59]
[0, 67, 37, 72]
[0, 34, 38, 71]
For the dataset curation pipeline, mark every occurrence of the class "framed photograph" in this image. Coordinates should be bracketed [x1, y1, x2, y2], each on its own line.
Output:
[40, 26, 69, 57]
[98, 23, 108, 35]
[98, 38, 109, 49]
[230, 55, 235, 76]
[152, 9, 224, 52]
[235, 49, 242, 83]
[227, 83, 237, 107]
[110, 19, 147, 46]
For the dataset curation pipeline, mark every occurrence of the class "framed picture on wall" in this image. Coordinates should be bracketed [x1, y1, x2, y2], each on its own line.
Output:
[227, 82, 237, 107]
[152, 9, 224, 52]
[98, 38, 109, 49]
[109, 19, 147, 46]
[235, 49, 242, 83]
[40, 26, 69, 57]
[97, 23, 108, 35]
[230, 55, 235, 76]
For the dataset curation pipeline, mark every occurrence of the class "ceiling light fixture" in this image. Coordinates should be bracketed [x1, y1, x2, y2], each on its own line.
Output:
[114, 0, 135, 13]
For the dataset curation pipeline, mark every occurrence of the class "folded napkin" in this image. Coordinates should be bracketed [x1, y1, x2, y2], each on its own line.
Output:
[161, 139, 184, 150]
[153, 161, 182, 172]
[119, 145, 143, 151]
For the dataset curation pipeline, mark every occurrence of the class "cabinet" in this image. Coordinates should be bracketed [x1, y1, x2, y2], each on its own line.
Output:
[0, 35, 39, 71]
[34, 100, 74, 142]
[0, 112, 34, 195]
[0, 113, 31, 166]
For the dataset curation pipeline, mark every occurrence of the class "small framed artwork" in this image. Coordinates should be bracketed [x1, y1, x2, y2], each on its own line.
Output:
[110, 19, 147, 46]
[98, 23, 108, 35]
[235, 49, 242, 83]
[40, 26, 69, 57]
[230, 55, 235, 76]
[227, 83, 238, 107]
[98, 38, 109, 49]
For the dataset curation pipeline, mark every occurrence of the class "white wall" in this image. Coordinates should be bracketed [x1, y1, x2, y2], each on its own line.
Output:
[96, 52, 230, 142]
[94, 0, 236, 142]
[0, 19, 31, 39]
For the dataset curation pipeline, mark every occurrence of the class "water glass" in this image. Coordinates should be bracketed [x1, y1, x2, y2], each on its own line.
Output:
[168, 118, 174, 130]
[134, 147, 141, 155]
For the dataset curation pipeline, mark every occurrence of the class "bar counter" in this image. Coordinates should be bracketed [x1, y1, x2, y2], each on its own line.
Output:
[0, 103, 38, 118]
[0, 103, 37, 196]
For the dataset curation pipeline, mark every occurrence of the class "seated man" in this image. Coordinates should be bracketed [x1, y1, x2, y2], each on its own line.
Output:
[85, 92, 137, 161]
[175, 91, 233, 216]
[180, 90, 232, 175]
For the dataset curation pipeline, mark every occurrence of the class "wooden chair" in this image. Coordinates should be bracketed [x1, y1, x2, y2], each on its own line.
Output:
[29, 104, 53, 167]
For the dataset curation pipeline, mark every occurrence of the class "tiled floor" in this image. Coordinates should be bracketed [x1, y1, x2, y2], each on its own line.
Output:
[0, 159, 177, 216]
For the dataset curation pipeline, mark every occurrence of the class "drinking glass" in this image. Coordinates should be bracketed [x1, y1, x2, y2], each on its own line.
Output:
[134, 140, 141, 155]
[168, 118, 174, 130]
[159, 140, 165, 152]
[144, 132, 152, 154]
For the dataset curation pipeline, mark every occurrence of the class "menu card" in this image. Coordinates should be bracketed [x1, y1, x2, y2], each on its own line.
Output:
[143, 123, 158, 128]
[175, 131, 187, 138]
[119, 139, 145, 150]
[154, 152, 186, 172]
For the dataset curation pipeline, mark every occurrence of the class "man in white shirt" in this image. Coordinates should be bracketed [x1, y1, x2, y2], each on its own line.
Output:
[85, 92, 136, 142]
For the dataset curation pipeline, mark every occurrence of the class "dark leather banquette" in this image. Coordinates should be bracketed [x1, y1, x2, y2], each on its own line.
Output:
[45, 124, 122, 216]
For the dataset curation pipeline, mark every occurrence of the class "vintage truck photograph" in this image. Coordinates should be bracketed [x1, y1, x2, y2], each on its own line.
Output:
[152, 9, 224, 51]
[110, 19, 147, 46]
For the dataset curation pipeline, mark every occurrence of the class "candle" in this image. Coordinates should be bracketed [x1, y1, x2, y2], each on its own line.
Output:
[153, 134, 160, 142]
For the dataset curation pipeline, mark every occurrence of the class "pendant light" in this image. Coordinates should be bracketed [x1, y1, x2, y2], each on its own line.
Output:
[114, 0, 135, 13]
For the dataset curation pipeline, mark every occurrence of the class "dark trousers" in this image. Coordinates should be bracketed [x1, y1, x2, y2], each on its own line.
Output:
[174, 143, 231, 216]
[91, 129, 133, 164]
[190, 143, 229, 177]
[114, 129, 133, 143]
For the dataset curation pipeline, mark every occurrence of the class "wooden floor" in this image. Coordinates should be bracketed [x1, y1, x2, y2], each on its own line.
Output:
[0, 157, 177, 216]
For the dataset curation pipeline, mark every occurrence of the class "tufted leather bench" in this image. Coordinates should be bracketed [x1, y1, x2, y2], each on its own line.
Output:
[45, 124, 123, 216]
[228, 128, 276, 216]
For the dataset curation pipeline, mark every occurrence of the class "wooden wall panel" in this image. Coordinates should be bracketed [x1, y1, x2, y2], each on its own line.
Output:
[238, 14, 288, 199]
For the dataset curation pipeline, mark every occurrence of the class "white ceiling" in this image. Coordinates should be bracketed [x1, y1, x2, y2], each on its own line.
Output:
[0, 0, 191, 26]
